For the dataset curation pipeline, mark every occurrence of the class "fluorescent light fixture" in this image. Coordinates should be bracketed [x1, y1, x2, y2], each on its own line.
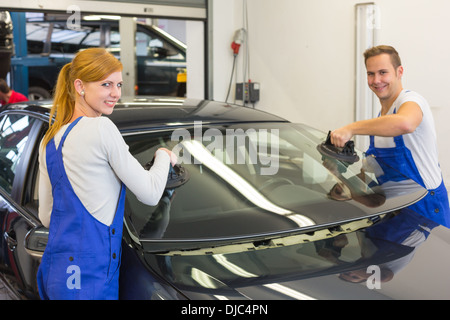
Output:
[83, 15, 121, 20]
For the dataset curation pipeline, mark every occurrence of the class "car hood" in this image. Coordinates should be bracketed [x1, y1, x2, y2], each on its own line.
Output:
[142, 217, 450, 300]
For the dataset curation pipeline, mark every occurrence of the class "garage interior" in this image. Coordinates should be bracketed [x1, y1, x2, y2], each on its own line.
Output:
[1, 0, 450, 300]
[2, 0, 449, 186]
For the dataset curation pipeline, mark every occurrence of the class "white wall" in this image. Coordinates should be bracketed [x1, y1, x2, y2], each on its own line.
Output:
[209, 0, 450, 187]
[375, 0, 450, 186]
[210, 0, 238, 100]
[186, 20, 205, 99]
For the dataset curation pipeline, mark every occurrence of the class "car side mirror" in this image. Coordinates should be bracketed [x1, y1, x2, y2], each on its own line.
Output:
[150, 47, 168, 59]
[24, 226, 48, 259]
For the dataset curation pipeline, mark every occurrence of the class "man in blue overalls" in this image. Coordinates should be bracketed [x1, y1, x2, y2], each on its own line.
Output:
[330, 45, 450, 228]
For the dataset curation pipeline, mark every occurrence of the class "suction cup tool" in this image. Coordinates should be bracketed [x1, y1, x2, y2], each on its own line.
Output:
[144, 158, 190, 189]
[317, 131, 360, 164]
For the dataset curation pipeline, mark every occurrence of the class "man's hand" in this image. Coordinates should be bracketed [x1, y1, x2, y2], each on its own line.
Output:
[330, 126, 353, 148]
[329, 101, 422, 148]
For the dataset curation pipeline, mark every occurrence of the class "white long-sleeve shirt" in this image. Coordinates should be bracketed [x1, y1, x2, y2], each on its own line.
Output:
[38, 116, 170, 227]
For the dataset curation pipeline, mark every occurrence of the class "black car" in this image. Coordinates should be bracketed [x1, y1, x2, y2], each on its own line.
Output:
[24, 17, 186, 99]
[0, 98, 449, 300]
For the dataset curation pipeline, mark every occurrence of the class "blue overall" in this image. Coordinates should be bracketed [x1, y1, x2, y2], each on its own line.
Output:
[366, 127, 450, 228]
[366, 207, 439, 245]
[37, 117, 126, 300]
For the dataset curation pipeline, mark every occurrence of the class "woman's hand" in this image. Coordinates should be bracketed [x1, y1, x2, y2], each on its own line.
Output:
[158, 148, 178, 166]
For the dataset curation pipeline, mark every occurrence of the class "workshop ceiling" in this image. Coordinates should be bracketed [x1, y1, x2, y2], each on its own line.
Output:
[2, 0, 206, 20]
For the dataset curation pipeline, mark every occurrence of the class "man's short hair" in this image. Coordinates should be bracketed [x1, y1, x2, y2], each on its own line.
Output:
[364, 45, 402, 69]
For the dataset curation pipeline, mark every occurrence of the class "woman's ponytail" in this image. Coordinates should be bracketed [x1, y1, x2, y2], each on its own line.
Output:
[41, 48, 122, 148]
[41, 62, 75, 148]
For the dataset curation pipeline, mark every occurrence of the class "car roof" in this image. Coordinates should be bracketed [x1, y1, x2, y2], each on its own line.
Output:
[1, 97, 288, 132]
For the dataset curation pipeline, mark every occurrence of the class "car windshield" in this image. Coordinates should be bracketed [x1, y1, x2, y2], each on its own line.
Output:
[123, 122, 426, 251]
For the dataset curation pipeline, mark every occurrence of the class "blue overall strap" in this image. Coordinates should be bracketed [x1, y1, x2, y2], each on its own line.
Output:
[366, 108, 423, 187]
[45, 117, 83, 187]
[369, 108, 405, 149]
[368, 133, 405, 149]
[59, 117, 83, 149]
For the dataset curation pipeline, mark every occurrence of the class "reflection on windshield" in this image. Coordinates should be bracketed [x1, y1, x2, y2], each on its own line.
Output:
[338, 208, 438, 285]
[180, 139, 315, 227]
[146, 207, 439, 297]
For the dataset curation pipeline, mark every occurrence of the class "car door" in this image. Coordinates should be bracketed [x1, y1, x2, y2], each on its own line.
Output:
[135, 24, 186, 96]
[0, 111, 45, 299]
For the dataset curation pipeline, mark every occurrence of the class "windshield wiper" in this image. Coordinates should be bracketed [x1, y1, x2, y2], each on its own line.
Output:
[152, 215, 383, 256]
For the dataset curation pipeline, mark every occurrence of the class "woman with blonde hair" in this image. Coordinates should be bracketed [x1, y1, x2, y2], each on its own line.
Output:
[37, 48, 175, 300]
